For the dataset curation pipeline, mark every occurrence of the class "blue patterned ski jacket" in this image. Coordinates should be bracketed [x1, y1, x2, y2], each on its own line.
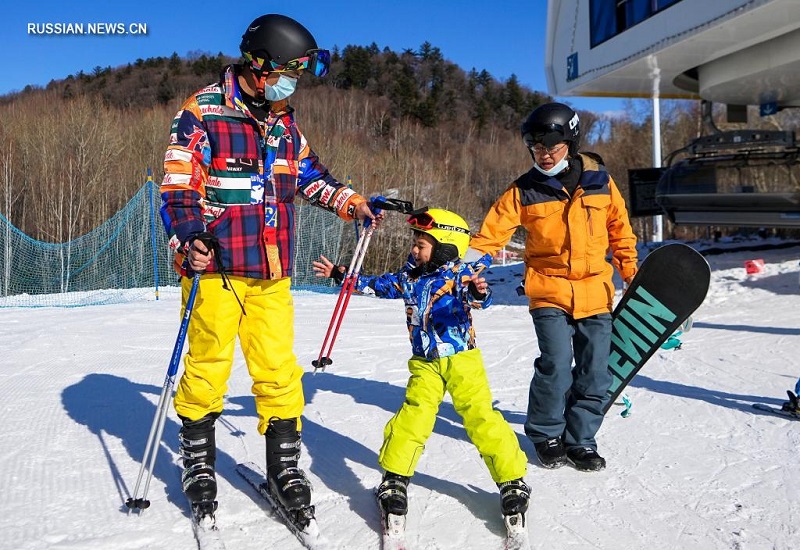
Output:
[354, 255, 493, 360]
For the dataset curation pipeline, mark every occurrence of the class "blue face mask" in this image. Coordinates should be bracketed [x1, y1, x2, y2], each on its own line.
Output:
[263, 75, 297, 101]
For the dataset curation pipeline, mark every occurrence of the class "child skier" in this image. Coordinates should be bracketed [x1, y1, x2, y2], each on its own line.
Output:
[313, 208, 530, 528]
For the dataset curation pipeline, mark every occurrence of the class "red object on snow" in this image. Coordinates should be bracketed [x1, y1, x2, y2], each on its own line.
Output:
[744, 259, 765, 274]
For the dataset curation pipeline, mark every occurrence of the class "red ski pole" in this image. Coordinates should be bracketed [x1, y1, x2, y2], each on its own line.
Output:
[313, 221, 375, 372]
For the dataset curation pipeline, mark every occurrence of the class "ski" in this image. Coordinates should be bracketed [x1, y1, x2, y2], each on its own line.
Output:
[502, 513, 531, 550]
[190, 502, 226, 550]
[378, 499, 408, 550]
[752, 403, 800, 420]
[236, 461, 332, 550]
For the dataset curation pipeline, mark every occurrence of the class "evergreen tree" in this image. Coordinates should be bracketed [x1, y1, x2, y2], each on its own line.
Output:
[340, 45, 374, 89]
[390, 60, 419, 119]
[504, 74, 525, 116]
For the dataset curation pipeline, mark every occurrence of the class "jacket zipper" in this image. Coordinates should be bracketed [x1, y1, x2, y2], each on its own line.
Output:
[586, 206, 594, 237]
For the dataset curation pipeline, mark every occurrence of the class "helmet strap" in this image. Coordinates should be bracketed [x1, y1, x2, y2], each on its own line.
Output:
[429, 243, 458, 269]
[255, 72, 268, 101]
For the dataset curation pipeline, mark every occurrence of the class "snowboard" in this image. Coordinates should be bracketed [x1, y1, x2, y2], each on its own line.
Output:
[603, 243, 710, 414]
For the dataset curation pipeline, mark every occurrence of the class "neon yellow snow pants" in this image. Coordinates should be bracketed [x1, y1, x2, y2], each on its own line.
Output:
[378, 348, 527, 483]
[174, 275, 304, 434]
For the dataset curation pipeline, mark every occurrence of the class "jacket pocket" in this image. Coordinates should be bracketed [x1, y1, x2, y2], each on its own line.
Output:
[581, 194, 612, 274]
[581, 194, 610, 238]
[205, 203, 265, 271]
[523, 200, 567, 252]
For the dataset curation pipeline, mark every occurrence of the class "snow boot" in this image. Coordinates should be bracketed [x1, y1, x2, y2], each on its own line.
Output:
[534, 437, 567, 469]
[566, 446, 606, 471]
[265, 417, 312, 512]
[498, 478, 531, 516]
[782, 390, 799, 413]
[377, 472, 410, 516]
[178, 414, 218, 510]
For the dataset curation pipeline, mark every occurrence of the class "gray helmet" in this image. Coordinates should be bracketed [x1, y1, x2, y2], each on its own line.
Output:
[521, 102, 581, 156]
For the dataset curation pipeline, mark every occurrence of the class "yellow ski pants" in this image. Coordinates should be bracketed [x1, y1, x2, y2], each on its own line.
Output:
[378, 348, 527, 483]
[174, 275, 304, 434]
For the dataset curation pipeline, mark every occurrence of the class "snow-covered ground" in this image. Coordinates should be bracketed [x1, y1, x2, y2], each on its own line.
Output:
[1, 243, 799, 550]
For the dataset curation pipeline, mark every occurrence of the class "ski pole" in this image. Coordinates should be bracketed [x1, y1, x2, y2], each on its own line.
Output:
[312, 220, 375, 372]
[127, 272, 201, 514]
[320, 222, 375, 363]
[347, 177, 361, 242]
[311, 196, 414, 372]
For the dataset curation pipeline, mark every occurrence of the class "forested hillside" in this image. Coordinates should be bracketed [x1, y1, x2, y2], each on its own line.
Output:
[1, 42, 797, 272]
[0, 43, 557, 271]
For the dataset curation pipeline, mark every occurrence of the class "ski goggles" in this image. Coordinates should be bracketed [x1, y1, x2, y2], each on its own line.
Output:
[523, 124, 566, 149]
[244, 48, 331, 77]
[407, 212, 470, 234]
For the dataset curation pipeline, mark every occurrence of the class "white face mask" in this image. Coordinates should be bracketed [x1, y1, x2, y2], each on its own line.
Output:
[263, 75, 298, 101]
[534, 156, 569, 177]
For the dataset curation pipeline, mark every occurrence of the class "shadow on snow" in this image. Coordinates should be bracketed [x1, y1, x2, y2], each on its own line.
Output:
[61, 371, 511, 538]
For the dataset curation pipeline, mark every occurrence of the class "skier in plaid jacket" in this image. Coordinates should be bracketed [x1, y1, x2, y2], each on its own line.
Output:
[159, 14, 377, 519]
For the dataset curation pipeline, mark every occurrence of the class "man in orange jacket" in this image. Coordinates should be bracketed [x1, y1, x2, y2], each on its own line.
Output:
[467, 103, 638, 471]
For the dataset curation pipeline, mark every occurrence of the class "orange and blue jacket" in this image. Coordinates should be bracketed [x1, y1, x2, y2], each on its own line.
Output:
[470, 153, 638, 319]
[160, 65, 366, 279]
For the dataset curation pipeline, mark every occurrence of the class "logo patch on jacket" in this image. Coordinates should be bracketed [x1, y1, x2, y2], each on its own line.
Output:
[225, 158, 258, 174]
[185, 126, 208, 152]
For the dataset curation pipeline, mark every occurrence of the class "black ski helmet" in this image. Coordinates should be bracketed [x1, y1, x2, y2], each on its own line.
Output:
[240, 14, 318, 74]
[521, 102, 581, 156]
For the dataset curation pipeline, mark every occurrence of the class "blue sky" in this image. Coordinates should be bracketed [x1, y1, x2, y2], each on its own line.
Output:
[2, 0, 627, 115]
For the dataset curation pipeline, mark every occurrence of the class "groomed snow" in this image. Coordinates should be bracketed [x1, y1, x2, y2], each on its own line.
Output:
[1, 243, 798, 550]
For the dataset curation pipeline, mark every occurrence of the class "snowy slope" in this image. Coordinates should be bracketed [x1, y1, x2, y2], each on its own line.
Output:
[1, 244, 798, 550]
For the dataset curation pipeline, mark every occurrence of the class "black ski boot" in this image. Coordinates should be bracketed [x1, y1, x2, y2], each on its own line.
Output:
[179, 414, 218, 516]
[782, 390, 800, 413]
[534, 437, 567, 469]
[498, 478, 531, 517]
[266, 417, 313, 516]
[566, 446, 606, 471]
[377, 472, 410, 516]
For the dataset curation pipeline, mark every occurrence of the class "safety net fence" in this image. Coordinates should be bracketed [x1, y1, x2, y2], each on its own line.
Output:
[0, 178, 344, 308]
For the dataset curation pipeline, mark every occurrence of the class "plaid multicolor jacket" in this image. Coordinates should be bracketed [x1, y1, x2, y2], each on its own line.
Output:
[160, 65, 365, 279]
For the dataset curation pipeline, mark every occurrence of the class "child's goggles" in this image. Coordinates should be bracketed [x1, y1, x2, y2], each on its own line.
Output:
[407, 212, 470, 234]
[244, 48, 331, 77]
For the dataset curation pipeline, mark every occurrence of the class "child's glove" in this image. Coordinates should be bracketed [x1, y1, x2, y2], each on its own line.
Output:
[468, 281, 486, 300]
[312, 254, 346, 284]
[330, 265, 346, 284]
